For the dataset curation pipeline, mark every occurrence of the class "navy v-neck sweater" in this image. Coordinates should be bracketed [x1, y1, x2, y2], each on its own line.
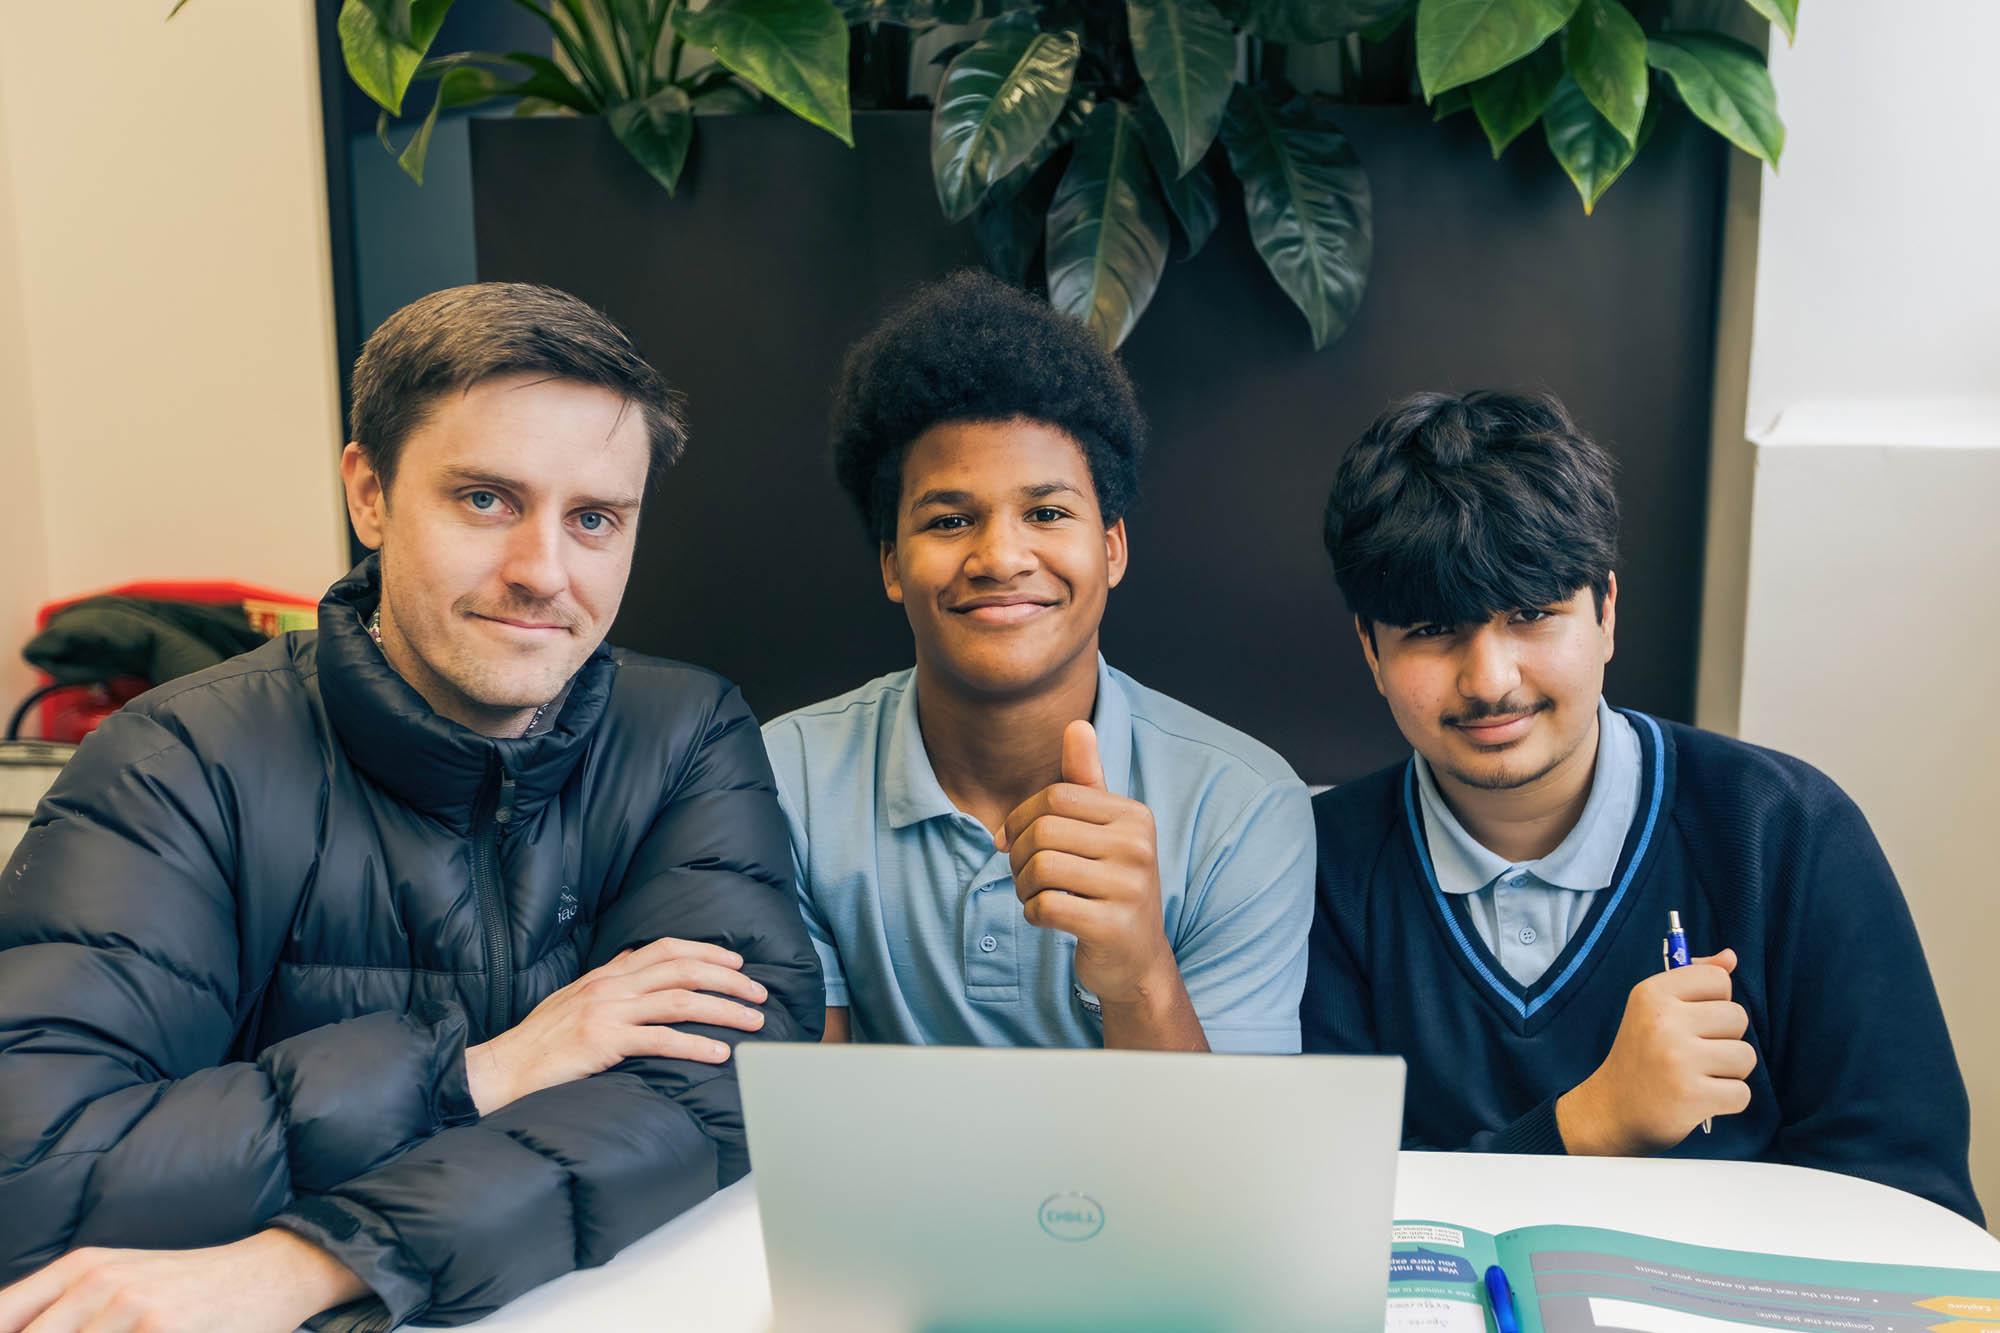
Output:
[1303, 711, 1981, 1224]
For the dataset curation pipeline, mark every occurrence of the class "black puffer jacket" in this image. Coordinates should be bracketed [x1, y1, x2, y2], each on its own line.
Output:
[0, 559, 821, 1328]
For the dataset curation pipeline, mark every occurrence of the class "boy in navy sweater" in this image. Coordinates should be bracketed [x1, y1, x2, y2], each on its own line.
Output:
[1304, 390, 1980, 1223]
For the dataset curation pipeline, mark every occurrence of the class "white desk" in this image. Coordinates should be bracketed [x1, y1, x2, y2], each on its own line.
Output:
[438, 1155, 2000, 1331]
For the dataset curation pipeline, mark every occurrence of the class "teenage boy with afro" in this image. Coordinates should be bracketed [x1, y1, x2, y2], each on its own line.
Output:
[1305, 389, 1979, 1222]
[761, 271, 1314, 1051]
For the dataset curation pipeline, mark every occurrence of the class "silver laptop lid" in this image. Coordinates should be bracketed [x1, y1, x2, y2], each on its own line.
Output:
[739, 1045, 1405, 1332]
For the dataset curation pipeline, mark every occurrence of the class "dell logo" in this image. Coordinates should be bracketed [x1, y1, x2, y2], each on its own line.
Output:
[1038, 1193, 1105, 1242]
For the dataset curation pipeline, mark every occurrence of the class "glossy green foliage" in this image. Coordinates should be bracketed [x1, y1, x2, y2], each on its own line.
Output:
[1468, 37, 1562, 156]
[606, 87, 696, 193]
[1565, 0, 1646, 146]
[931, 19, 1082, 221]
[1128, 0, 1236, 175]
[1416, 0, 1581, 99]
[1046, 103, 1173, 349]
[1741, 0, 1795, 44]
[673, 0, 854, 144]
[339, 0, 454, 117]
[1220, 87, 1373, 349]
[1138, 100, 1220, 258]
[1646, 31, 1783, 165]
[1541, 74, 1635, 211]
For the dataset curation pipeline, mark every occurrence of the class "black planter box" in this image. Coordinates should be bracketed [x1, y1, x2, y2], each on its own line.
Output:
[471, 107, 1723, 784]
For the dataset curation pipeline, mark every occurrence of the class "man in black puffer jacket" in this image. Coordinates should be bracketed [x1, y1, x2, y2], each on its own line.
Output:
[0, 283, 822, 1331]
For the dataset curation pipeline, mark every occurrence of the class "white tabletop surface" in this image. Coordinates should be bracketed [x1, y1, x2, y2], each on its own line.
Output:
[435, 1154, 2000, 1331]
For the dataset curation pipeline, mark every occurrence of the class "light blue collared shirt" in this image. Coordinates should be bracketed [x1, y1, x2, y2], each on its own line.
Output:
[760, 659, 1315, 1052]
[1414, 697, 1641, 987]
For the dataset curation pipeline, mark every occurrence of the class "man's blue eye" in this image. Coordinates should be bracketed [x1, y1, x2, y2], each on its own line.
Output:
[468, 491, 498, 511]
[579, 512, 605, 532]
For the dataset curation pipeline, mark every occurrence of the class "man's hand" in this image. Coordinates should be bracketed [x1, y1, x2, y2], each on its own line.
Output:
[1556, 950, 1756, 1156]
[466, 936, 769, 1115]
[999, 721, 1206, 1050]
[0, 1229, 367, 1333]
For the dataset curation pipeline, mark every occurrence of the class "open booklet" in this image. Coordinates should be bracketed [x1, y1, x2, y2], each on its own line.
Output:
[1387, 1218, 2000, 1333]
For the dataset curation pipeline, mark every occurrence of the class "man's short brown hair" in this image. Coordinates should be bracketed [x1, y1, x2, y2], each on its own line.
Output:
[348, 282, 685, 492]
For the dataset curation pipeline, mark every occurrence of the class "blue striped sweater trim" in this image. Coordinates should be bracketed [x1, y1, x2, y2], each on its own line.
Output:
[1402, 711, 1667, 1020]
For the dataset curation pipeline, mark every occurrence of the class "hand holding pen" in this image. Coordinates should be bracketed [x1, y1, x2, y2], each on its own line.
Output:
[1664, 911, 1711, 1134]
[1554, 920, 1755, 1157]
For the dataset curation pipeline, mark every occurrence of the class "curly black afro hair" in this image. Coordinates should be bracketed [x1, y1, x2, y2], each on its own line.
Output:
[830, 270, 1148, 544]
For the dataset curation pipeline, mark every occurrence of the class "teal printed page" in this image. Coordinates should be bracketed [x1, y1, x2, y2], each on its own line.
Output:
[1387, 1219, 1505, 1333]
[1499, 1224, 2000, 1332]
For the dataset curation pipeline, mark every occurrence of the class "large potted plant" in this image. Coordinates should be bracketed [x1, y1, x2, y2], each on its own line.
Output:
[301, 0, 1785, 781]
[331, 0, 1787, 353]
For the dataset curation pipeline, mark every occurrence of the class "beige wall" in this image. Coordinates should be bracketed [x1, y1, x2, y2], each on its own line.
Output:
[0, 0, 345, 706]
[0, 83, 50, 716]
[1701, 1, 2000, 1226]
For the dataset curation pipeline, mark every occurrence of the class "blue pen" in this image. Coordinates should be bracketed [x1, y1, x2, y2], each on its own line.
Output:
[1664, 910, 1711, 1134]
[1483, 1264, 1521, 1333]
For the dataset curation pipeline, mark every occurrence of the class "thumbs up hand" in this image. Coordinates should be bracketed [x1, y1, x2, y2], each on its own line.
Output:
[999, 720, 1181, 1022]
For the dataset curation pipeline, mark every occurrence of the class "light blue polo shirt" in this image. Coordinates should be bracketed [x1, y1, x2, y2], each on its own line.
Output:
[760, 659, 1315, 1052]
[1413, 696, 1641, 986]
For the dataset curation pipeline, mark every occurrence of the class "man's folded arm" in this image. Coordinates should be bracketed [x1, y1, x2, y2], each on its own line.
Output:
[0, 710, 481, 1282]
[272, 680, 824, 1329]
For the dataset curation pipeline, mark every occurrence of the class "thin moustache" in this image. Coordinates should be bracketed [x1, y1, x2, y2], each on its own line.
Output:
[466, 604, 580, 631]
[1443, 700, 1551, 727]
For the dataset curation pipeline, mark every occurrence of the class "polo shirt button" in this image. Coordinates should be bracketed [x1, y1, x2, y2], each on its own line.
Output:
[1517, 926, 1538, 945]
[979, 935, 998, 952]
[1509, 874, 1528, 887]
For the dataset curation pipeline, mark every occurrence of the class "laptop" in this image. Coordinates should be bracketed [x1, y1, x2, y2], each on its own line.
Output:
[737, 1044, 1405, 1332]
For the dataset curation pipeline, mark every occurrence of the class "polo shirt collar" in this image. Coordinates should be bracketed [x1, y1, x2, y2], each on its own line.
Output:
[1415, 696, 1639, 896]
[882, 655, 1131, 830]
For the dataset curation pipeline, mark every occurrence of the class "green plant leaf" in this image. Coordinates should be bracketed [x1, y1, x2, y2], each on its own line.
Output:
[1219, 86, 1372, 349]
[672, 0, 854, 144]
[1431, 86, 1472, 120]
[1468, 35, 1561, 156]
[972, 96, 1093, 284]
[607, 86, 696, 192]
[1128, 0, 1236, 176]
[1218, 0, 1410, 45]
[931, 20, 1081, 222]
[1740, 0, 1795, 44]
[360, 0, 416, 45]
[1416, 0, 1581, 99]
[974, 153, 1065, 286]
[1046, 102, 1173, 349]
[501, 51, 600, 114]
[381, 60, 507, 183]
[1564, 0, 1646, 145]
[1137, 100, 1219, 257]
[339, 0, 455, 116]
[1540, 73, 1634, 211]
[1646, 31, 1783, 165]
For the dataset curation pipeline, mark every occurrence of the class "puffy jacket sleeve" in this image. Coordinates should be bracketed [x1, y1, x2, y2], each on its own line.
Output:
[269, 677, 822, 1330]
[0, 707, 481, 1283]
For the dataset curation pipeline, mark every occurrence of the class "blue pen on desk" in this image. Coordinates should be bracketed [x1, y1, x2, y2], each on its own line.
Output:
[1483, 1264, 1521, 1333]
[1664, 910, 1711, 1134]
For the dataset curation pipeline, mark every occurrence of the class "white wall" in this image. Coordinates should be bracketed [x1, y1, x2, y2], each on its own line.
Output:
[1744, 11, 2000, 435]
[1705, 2, 2000, 1228]
[0, 0, 346, 686]
[0, 82, 49, 718]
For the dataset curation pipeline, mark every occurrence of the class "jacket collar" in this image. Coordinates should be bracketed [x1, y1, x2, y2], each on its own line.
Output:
[315, 556, 614, 834]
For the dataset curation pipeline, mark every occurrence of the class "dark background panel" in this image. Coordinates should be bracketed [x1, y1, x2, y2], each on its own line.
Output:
[471, 107, 1723, 785]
